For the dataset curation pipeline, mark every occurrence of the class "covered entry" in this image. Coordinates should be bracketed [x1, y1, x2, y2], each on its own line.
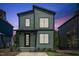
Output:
[15, 30, 37, 51]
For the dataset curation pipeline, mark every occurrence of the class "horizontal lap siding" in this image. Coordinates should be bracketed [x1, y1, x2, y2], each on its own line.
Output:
[18, 32, 36, 51]
[34, 9, 54, 30]
[19, 13, 34, 30]
[19, 33, 24, 47]
[19, 32, 35, 46]
[34, 7, 54, 50]
[18, 6, 54, 51]
[36, 31, 53, 49]
[30, 33, 35, 47]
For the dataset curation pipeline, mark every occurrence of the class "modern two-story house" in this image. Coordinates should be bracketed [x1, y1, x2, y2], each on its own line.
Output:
[15, 5, 56, 51]
[0, 9, 13, 48]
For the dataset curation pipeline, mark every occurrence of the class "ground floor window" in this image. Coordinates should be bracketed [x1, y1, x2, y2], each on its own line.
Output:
[40, 34, 48, 44]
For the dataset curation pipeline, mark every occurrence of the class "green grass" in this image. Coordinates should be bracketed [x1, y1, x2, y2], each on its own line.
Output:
[46, 51, 79, 56]
[47, 52, 64, 56]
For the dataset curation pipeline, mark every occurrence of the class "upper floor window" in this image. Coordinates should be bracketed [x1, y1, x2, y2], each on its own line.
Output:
[25, 19, 30, 27]
[40, 34, 49, 44]
[40, 18, 48, 28]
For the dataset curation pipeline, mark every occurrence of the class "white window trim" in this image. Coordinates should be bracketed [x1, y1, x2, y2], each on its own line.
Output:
[25, 18, 30, 27]
[40, 18, 48, 28]
[40, 34, 49, 44]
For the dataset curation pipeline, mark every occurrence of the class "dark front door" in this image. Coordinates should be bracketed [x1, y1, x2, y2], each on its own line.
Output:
[24, 34, 30, 47]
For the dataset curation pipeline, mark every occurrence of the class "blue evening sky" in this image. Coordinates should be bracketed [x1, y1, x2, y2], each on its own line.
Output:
[0, 3, 77, 30]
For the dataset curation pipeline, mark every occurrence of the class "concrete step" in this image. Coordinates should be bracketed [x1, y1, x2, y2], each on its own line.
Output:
[19, 47, 35, 52]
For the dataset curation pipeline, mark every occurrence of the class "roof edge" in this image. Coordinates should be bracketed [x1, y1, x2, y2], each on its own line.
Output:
[33, 5, 56, 15]
[0, 19, 13, 27]
[58, 15, 77, 29]
[17, 10, 33, 16]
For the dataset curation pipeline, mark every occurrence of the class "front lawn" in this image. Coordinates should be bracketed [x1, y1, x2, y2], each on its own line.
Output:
[46, 50, 79, 56]
[46, 51, 68, 56]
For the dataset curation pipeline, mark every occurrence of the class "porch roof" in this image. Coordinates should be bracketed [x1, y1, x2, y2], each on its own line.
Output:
[14, 29, 54, 32]
[14, 30, 37, 32]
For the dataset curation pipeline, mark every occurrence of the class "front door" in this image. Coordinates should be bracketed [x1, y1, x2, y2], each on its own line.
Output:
[24, 34, 30, 47]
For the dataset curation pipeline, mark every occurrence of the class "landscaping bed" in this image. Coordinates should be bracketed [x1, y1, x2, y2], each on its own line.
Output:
[0, 48, 19, 56]
[0, 52, 19, 56]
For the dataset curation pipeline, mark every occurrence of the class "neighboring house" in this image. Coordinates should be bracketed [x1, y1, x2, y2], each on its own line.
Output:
[58, 10, 79, 49]
[0, 9, 13, 48]
[15, 5, 56, 51]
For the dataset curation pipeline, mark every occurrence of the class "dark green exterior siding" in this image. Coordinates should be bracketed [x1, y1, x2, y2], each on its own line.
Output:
[36, 31, 53, 49]
[16, 6, 55, 51]
[18, 32, 36, 47]
[19, 13, 34, 30]
[34, 8, 54, 30]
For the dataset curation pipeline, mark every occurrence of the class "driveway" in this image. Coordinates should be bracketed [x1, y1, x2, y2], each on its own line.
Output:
[16, 52, 48, 56]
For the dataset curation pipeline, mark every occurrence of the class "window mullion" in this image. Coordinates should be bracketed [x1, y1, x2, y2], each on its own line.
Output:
[44, 18, 45, 27]
[43, 35, 45, 43]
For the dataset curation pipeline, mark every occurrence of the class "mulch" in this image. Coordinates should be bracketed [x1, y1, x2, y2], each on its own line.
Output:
[0, 48, 20, 56]
[0, 52, 20, 56]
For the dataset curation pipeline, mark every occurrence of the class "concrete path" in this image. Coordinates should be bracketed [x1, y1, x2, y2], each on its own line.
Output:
[16, 52, 48, 56]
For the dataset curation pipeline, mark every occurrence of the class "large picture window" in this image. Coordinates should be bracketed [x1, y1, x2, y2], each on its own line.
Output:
[25, 19, 30, 26]
[40, 18, 48, 28]
[40, 34, 48, 43]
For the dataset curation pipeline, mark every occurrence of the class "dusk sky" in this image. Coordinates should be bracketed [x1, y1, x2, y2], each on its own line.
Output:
[0, 3, 77, 30]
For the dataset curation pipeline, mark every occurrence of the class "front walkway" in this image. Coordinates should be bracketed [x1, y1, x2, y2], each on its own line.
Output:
[16, 52, 48, 56]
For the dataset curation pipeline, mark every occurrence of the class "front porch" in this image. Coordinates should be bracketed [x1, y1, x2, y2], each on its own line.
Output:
[14, 30, 37, 51]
